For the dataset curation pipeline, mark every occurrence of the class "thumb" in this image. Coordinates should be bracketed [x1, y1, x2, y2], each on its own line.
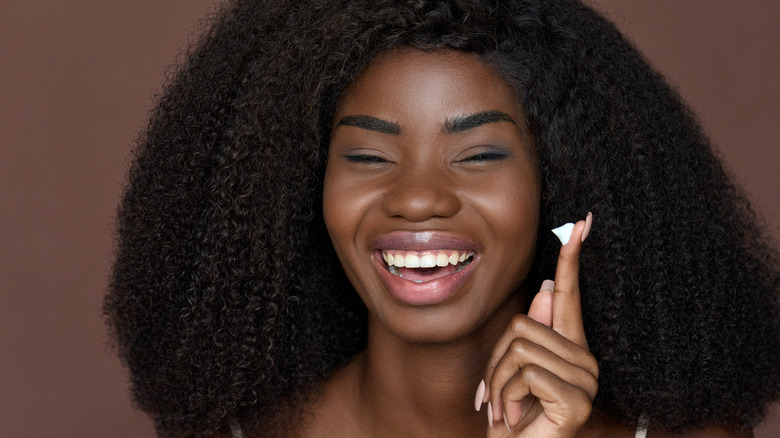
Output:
[527, 280, 554, 328]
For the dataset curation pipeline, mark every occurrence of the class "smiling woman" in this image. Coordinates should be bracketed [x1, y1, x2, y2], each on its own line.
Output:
[325, 49, 539, 329]
[104, 1, 780, 437]
[321, 50, 592, 435]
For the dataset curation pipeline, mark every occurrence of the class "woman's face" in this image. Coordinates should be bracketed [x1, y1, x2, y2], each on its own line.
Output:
[324, 48, 540, 343]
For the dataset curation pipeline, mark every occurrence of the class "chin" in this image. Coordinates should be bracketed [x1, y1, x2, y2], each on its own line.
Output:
[368, 290, 519, 347]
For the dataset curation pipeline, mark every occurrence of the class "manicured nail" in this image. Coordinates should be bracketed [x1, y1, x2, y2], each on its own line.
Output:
[487, 401, 493, 428]
[581, 211, 593, 242]
[503, 410, 511, 432]
[540, 279, 555, 292]
[474, 379, 486, 411]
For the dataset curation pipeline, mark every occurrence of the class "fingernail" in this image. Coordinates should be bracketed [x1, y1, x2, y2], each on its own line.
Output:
[474, 379, 485, 411]
[540, 279, 555, 292]
[487, 401, 493, 428]
[503, 410, 511, 432]
[581, 211, 593, 242]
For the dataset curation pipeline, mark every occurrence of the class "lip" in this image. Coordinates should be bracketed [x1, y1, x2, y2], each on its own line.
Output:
[372, 231, 480, 306]
[374, 231, 479, 251]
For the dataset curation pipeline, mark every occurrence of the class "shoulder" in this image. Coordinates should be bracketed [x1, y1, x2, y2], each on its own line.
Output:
[577, 421, 752, 438]
[646, 428, 753, 438]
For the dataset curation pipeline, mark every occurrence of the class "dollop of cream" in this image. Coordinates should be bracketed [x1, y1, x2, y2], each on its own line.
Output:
[552, 222, 575, 245]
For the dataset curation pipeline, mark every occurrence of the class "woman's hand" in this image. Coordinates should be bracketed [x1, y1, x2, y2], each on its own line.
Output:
[477, 214, 598, 437]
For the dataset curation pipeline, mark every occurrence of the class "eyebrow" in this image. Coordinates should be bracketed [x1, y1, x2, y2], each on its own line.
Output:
[443, 111, 518, 134]
[336, 115, 402, 136]
[335, 110, 518, 136]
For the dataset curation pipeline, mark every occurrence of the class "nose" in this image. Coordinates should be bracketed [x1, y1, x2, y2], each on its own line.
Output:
[382, 165, 461, 222]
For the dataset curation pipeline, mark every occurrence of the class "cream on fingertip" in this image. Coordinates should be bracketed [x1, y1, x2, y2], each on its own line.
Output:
[552, 222, 574, 245]
[553, 213, 593, 245]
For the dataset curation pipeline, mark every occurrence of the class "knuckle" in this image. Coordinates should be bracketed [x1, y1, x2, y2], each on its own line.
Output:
[571, 389, 593, 423]
[584, 375, 599, 400]
[557, 387, 592, 426]
[509, 314, 533, 334]
[518, 362, 543, 381]
[571, 345, 599, 376]
[584, 351, 599, 379]
[575, 349, 598, 375]
[508, 337, 532, 358]
[509, 313, 527, 327]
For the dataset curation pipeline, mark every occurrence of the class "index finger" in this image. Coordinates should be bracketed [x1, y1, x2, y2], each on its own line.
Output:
[552, 212, 592, 347]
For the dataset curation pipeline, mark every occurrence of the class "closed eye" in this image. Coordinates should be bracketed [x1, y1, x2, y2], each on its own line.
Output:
[344, 154, 390, 164]
[459, 151, 509, 163]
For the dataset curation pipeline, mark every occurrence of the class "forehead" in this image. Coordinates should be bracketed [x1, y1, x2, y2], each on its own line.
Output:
[335, 48, 523, 124]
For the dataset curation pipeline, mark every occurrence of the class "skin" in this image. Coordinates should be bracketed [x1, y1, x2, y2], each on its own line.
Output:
[261, 48, 753, 438]
[324, 48, 540, 346]
[316, 47, 593, 437]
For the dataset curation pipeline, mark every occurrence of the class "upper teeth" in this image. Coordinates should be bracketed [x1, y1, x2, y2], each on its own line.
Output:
[381, 250, 474, 268]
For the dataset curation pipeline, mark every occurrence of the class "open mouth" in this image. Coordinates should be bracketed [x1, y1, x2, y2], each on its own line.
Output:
[380, 250, 475, 284]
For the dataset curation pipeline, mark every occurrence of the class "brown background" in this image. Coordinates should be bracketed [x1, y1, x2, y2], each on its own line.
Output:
[1, 1, 778, 436]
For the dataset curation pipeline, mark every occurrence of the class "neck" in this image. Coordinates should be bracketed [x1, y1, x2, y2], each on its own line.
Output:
[354, 294, 522, 437]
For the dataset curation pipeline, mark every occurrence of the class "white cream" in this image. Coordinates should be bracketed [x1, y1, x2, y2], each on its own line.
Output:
[552, 222, 575, 245]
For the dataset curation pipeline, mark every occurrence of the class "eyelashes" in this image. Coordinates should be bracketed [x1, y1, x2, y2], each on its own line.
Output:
[344, 150, 509, 165]
[458, 151, 509, 163]
[344, 154, 390, 164]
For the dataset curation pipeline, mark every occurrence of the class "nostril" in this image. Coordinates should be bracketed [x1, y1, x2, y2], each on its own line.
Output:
[382, 181, 461, 221]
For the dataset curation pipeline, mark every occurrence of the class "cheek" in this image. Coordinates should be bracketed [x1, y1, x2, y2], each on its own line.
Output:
[505, 182, 540, 245]
[483, 193, 539, 256]
[322, 165, 376, 254]
[467, 171, 540, 231]
[322, 167, 348, 246]
[322, 166, 382, 301]
[466, 172, 540, 282]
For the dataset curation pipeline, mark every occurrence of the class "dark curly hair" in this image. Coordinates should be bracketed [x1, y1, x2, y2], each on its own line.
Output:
[105, 0, 780, 436]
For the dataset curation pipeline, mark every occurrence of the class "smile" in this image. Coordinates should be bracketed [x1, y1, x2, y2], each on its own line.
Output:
[371, 232, 480, 306]
[381, 250, 474, 283]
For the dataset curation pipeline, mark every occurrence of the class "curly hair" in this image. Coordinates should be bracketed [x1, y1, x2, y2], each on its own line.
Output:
[105, 0, 780, 436]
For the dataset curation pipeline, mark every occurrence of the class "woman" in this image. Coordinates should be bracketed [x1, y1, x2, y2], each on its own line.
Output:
[105, 0, 780, 437]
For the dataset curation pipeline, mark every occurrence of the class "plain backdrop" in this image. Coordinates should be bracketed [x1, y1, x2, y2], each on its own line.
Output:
[1, 1, 778, 436]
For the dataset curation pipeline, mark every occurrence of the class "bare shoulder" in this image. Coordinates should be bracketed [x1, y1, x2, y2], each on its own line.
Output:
[646, 427, 753, 438]
[577, 420, 752, 438]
